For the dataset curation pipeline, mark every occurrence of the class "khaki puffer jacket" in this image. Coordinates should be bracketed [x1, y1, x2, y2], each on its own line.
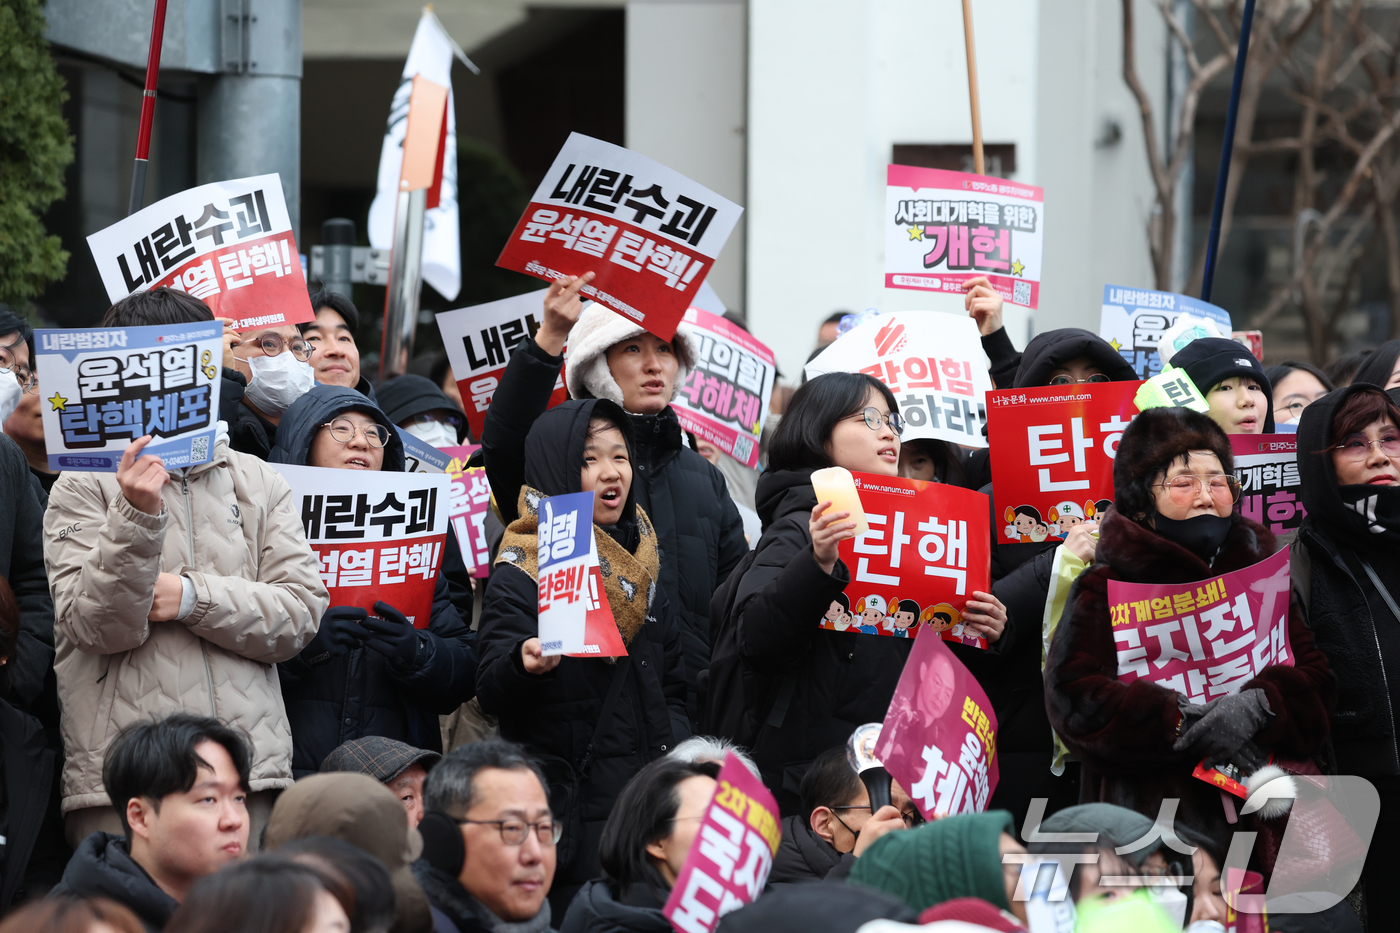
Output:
[43, 440, 328, 813]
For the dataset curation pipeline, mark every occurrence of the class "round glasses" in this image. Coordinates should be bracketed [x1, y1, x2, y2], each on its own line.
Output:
[1331, 433, 1400, 462]
[240, 332, 313, 362]
[321, 418, 390, 448]
[457, 818, 562, 846]
[1153, 474, 1242, 504]
[0, 339, 36, 393]
[1275, 400, 1311, 421]
[859, 407, 905, 437]
[1048, 373, 1110, 386]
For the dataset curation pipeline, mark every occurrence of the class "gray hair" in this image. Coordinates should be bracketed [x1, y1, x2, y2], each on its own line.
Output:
[667, 735, 762, 779]
[423, 739, 550, 818]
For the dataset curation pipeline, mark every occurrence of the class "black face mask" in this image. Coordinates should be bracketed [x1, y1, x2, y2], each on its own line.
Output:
[1154, 513, 1233, 560]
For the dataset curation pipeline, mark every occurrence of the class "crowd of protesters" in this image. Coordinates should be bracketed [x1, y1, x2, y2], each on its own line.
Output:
[0, 267, 1394, 933]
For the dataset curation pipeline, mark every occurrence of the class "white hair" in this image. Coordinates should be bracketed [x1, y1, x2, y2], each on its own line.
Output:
[668, 735, 762, 779]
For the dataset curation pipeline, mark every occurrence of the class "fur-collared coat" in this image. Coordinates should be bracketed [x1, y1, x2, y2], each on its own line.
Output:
[1045, 509, 1334, 851]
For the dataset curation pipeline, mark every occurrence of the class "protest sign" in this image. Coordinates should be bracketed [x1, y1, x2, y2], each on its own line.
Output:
[1231, 435, 1305, 537]
[674, 307, 775, 468]
[662, 752, 781, 933]
[818, 474, 991, 648]
[443, 445, 492, 579]
[537, 491, 596, 656]
[1099, 285, 1232, 379]
[569, 562, 627, 659]
[1108, 548, 1292, 704]
[883, 164, 1044, 309]
[399, 428, 452, 473]
[496, 133, 743, 341]
[805, 312, 992, 448]
[436, 289, 566, 440]
[37, 323, 223, 472]
[1233, 330, 1264, 361]
[986, 381, 1141, 544]
[273, 463, 450, 628]
[86, 174, 314, 331]
[876, 631, 999, 819]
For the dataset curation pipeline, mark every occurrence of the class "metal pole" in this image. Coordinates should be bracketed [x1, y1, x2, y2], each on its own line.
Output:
[128, 0, 169, 215]
[961, 0, 985, 175]
[321, 218, 356, 299]
[380, 188, 427, 378]
[1200, 0, 1257, 303]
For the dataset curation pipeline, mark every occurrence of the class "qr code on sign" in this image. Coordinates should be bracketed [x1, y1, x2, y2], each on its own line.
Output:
[190, 434, 209, 462]
[1013, 280, 1031, 306]
[731, 434, 755, 464]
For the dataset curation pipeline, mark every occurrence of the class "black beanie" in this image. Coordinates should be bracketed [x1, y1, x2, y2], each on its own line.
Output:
[1113, 406, 1234, 520]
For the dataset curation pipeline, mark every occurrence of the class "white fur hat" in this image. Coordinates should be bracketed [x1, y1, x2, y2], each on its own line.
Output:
[564, 303, 694, 409]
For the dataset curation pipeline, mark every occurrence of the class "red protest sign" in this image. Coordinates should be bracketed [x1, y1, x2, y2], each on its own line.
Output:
[495, 133, 743, 341]
[1231, 435, 1306, 537]
[566, 566, 627, 658]
[818, 475, 991, 648]
[876, 631, 999, 819]
[662, 752, 781, 933]
[986, 381, 1142, 545]
[273, 464, 450, 629]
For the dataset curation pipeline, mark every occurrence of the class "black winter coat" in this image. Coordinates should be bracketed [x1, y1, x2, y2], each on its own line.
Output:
[412, 860, 496, 933]
[732, 468, 909, 815]
[560, 881, 672, 933]
[219, 368, 278, 460]
[768, 814, 853, 886]
[0, 434, 54, 712]
[0, 695, 60, 912]
[481, 337, 748, 724]
[51, 833, 179, 933]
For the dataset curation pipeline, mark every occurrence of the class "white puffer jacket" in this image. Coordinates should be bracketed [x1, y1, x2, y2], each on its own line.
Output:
[43, 439, 328, 813]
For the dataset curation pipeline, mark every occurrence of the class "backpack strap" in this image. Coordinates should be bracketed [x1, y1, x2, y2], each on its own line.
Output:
[577, 656, 632, 776]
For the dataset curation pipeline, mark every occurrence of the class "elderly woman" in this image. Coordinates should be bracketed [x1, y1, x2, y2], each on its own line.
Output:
[1045, 406, 1332, 856]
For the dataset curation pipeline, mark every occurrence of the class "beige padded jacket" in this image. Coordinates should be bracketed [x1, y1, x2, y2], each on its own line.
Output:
[43, 440, 329, 813]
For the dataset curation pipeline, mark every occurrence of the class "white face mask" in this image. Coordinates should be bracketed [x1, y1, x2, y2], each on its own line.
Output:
[405, 418, 458, 451]
[0, 370, 21, 428]
[242, 352, 315, 417]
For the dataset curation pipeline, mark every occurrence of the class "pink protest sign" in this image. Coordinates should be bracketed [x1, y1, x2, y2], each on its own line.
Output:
[443, 445, 491, 579]
[876, 631, 999, 820]
[663, 752, 781, 933]
[673, 307, 775, 468]
[1107, 548, 1292, 704]
[1231, 435, 1305, 536]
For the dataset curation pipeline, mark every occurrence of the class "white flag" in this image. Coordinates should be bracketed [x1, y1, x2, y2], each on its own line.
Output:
[367, 10, 467, 302]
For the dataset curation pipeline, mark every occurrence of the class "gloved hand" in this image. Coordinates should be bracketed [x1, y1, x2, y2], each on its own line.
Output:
[303, 606, 369, 666]
[362, 601, 422, 670]
[1173, 688, 1273, 766]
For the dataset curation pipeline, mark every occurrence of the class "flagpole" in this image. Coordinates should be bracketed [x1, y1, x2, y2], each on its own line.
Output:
[1199, 0, 1256, 302]
[128, 0, 169, 216]
[961, 0, 985, 175]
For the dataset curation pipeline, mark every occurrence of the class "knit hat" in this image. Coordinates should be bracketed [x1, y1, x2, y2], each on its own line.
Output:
[1170, 337, 1275, 432]
[564, 304, 695, 408]
[1028, 803, 1160, 866]
[1111, 406, 1234, 522]
[848, 810, 1016, 914]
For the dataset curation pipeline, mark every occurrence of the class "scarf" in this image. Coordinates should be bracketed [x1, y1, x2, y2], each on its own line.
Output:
[496, 486, 661, 646]
[1336, 484, 1400, 547]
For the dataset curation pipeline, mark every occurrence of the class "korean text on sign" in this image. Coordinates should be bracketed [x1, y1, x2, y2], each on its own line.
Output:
[1099, 285, 1232, 380]
[37, 323, 223, 473]
[876, 630, 1000, 821]
[1108, 548, 1293, 705]
[986, 381, 1141, 545]
[444, 446, 492, 579]
[273, 463, 450, 629]
[672, 307, 775, 468]
[86, 174, 315, 331]
[496, 133, 743, 341]
[806, 311, 993, 449]
[436, 289, 567, 440]
[537, 491, 597, 656]
[663, 753, 781, 933]
[884, 164, 1044, 309]
[1231, 435, 1305, 536]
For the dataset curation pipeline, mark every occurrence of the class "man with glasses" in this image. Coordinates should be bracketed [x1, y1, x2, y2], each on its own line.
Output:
[415, 740, 556, 933]
[220, 319, 317, 460]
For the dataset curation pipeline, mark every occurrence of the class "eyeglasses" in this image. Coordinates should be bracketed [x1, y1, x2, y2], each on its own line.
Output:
[457, 818, 562, 846]
[1275, 400, 1312, 420]
[0, 339, 36, 393]
[1152, 474, 1242, 504]
[1048, 373, 1110, 386]
[321, 418, 390, 448]
[405, 411, 465, 431]
[1331, 433, 1400, 462]
[238, 332, 313, 362]
[833, 805, 924, 828]
[858, 407, 905, 437]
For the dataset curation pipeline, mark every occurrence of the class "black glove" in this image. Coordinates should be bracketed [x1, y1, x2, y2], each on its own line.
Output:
[1173, 688, 1273, 766]
[362, 601, 422, 670]
[303, 606, 369, 666]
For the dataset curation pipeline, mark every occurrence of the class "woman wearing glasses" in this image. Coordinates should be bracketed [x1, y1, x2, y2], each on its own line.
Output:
[1296, 384, 1400, 900]
[718, 372, 1007, 815]
[1264, 361, 1333, 432]
[1045, 406, 1332, 859]
[269, 385, 477, 779]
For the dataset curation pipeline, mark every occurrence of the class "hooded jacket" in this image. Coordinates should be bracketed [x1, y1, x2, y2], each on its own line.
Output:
[376, 375, 466, 441]
[43, 439, 327, 812]
[728, 468, 909, 815]
[481, 334, 747, 727]
[1044, 508, 1333, 853]
[476, 400, 690, 891]
[1295, 384, 1400, 776]
[269, 386, 477, 776]
[50, 832, 181, 933]
[560, 880, 672, 933]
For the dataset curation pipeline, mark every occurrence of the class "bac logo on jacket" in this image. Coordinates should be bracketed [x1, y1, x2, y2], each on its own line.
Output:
[57, 523, 81, 541]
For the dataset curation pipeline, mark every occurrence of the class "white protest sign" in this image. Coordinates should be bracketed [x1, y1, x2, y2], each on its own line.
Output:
[536, 491, 595, 656]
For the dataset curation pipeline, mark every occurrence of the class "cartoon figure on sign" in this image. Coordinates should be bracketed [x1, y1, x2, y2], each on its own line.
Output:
[923, 602, 980, 646]
[1047, 500, 1096, 539]
[1094, 498, 1113, 519]
[823, 593, 853, 632]
[887, 599, 920, 638]
[1003, 505, 1050, 543]
[854, 594, 887, 634]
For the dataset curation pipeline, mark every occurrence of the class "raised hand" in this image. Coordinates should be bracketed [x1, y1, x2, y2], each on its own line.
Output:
[963, 276, 1004, 336]
[536, 272, 596, 356]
